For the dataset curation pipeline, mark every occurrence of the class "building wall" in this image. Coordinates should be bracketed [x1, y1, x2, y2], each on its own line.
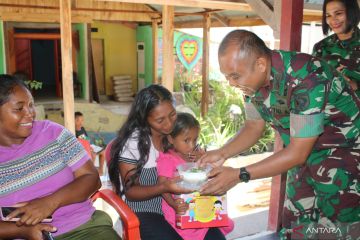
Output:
[91, 21, 137, 95]
[0, 21, 6, 74]
[136, 26, 203, 88]
[74, 23, 88, 99]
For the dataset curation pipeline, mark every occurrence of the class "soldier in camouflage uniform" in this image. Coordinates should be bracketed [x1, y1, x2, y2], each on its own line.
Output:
[199, 30, 360, 239]
[312, 0, 360, 97]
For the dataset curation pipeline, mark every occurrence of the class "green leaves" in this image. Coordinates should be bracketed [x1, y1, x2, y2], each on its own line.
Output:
[183, 79, 274, 153]
[24, 80, 43, 90]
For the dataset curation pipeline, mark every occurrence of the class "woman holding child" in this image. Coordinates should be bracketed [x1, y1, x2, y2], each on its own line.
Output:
[109, 85, 231, 239]
[108, 84, 186, 239]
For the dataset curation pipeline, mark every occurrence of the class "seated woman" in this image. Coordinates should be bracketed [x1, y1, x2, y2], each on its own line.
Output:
[0, 74, 120, 240]
[108, 84, 191, 240]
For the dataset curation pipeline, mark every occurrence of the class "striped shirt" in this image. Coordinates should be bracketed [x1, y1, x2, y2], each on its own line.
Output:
[118, 131, 162, 215]
[0, 120, 94, 236]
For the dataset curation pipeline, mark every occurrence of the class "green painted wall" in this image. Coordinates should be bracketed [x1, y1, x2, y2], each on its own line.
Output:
[136, 26, 203, 87]
[74, 23, 88, 99]
[0, 21, 6, 74]
[91, 21, 137, 95]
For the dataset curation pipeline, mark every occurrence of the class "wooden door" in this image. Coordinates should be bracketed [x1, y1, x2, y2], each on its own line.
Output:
[14, 39, 32, 79]
[91, 39, 105, 95]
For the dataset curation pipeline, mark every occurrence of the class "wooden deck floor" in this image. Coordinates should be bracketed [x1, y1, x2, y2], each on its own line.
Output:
[225, 152, 273, 218]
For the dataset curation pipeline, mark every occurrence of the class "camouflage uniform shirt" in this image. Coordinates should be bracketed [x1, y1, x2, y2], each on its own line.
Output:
[312, 27, 360, 97]
[245, 50, 360, 239]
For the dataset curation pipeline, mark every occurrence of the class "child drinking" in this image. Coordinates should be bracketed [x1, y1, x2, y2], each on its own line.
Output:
[157, 112, 234, 240]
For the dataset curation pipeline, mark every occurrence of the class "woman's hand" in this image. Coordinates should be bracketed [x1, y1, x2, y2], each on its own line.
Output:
[200, 166, 240, 196]
[163, 176, 193, 195]
[0, 222, 56, 240]
[21, 223, 56, 240]
[345, 77, 358, 91]
[173, 198, 188, 215]
[337, 65, 358, 91]
[336, 64, 345, 73]
[6, 197, 57, 226]
[198, 149, 227, 168]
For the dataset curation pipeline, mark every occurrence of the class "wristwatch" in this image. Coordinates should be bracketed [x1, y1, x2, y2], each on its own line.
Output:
[239, 167, 251, 183]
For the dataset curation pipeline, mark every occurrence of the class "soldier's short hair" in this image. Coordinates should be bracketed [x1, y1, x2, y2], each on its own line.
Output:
[218, 30, 271, 62]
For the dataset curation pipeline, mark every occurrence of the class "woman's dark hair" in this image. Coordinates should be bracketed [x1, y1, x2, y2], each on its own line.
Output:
[163, 112, 200, 152]
[108, 84, 173, 195]
[322, 0, 360, 35]
[0, 74, 29, 106]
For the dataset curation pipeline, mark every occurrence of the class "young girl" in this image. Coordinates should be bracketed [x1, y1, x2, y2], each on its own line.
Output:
[157, 112, 234, 240]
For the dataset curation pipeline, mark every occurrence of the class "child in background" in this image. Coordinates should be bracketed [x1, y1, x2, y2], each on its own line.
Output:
[75, 111, 105, 175]
[157, 112, 234, 240]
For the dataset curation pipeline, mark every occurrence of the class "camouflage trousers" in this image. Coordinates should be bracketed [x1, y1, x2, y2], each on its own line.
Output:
[279, 148, 360, 239]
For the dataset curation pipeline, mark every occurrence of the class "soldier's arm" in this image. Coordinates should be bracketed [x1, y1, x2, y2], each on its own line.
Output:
[245, 136, 318, 180]
[200, 135, 318, 196]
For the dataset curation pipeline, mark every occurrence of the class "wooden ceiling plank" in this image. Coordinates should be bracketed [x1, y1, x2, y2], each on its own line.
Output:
[0, 12, 92, 23]
[174, 17, 266, 28]
[303, 15, 322, 22]
[174, 12, 322, 29]
[211, 13, 229, 27]
[244, 0, 275, 29]
[98, 0, 253, 11]
[0, 0, 322, 24]
[0, 2, 58, 10]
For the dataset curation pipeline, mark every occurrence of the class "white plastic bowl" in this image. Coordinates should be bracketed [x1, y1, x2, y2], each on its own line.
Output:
[177, 162, 212, 190]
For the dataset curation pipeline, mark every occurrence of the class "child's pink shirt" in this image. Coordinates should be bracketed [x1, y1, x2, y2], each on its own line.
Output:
[157, 150, 234, 240]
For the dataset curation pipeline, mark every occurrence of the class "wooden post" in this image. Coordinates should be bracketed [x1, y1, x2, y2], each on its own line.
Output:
[152, 19, 158, 84]
[201, 13, 210, 117]
[279, 0, 303, 51]
[267, 0, 304, 232]
[161, 5, 174, 91]
[273, 0, 281, 40]
[60, 0, 75, 134]
[87, 24, 94, 102]
[267, 134, 287, 231]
